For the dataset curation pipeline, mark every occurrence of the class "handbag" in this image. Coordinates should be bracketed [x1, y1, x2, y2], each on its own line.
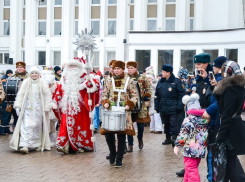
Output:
[5, 105, 13, 113]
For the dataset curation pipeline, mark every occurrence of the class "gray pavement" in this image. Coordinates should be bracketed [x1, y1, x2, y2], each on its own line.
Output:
[0, 115, 245, 182]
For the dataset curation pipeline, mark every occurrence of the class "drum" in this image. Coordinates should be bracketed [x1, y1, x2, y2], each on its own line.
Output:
[131, 82, 142, 112]
[4, 77, 23, 104]
[102, 111, 126, 131]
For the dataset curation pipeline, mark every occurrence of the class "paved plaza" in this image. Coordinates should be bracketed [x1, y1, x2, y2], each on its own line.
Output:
[1, 125, 245, 182]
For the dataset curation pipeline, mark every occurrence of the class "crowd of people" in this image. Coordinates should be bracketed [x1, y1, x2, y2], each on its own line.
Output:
[0, 53, 245, 181]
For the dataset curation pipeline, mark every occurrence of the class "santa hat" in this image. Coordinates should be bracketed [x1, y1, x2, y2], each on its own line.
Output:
[126, 61, 138, 68]
[29, 66, 41, 75]
[112, 60, 125, 70]
[182, 93, 201, 110]
[66, 58, 84, 69]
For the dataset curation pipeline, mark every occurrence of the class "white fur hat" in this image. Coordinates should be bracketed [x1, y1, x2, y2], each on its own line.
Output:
[182, 93, 201, 110]
[66, 59, 83, 69]
[29, 66, 40, 75]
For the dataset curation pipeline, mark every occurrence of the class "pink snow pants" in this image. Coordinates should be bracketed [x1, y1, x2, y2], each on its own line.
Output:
[184, 157, 201, 182]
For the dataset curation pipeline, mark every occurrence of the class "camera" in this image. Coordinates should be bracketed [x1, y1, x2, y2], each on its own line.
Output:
[209, 71, 214, 81]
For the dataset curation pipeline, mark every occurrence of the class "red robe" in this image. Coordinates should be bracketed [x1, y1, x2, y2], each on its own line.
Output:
[54, 74, 99, 152]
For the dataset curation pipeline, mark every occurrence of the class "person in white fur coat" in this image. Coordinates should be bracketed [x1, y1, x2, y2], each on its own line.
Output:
[10, 66, 52, 154]
[145, 72, 163, 134]
[41, 70, 59, 147]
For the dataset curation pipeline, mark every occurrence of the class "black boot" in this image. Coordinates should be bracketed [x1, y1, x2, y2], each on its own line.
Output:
[106, 154, 110, 160]
[176, 169, 185, 177]
[115, 158, 122, 168]
[171, 135, 177, 147]
[109, 155, 116, 165]
[5, 127, 13, 134]
[162, 135, 171, 145]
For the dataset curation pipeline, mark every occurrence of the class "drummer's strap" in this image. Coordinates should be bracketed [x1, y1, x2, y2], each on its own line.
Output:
[111, 76, 130, 107]
[135, 74, 141, 81]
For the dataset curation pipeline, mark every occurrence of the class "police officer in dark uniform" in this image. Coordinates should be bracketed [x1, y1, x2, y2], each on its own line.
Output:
[154, 65, 185, 146]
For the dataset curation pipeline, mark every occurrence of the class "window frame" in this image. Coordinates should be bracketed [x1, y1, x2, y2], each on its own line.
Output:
[108, 0, 117, 5]
[52, 50, 62, 66]
[165, 18, 175, 31]
[54, 0, 62, 6]
[147, 0, 157, 5]
[37, 51, 47, 65]
[37, 20, 47, 36]
[74, 1, 79, 36]
[3, 20, 10, 36]
[130, 19, 134, 31]
[38, 0, 47, 7]
[0, 52, 10, 64]
[147, 18, 157, 31]
[4, 0, 10, 7]
[166, 0, 176, 4]
[105, 51, 116, 67]
[92, 51, 100, 67]
[91, 19, 100, 36]
[91, 0, 101, 5]
[157, 49, 174, 73]
[107, 19, 117, 36]
[180, 49, 196, 72]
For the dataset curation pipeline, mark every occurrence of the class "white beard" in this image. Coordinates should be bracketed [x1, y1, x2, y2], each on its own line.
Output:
[60, 67, 84, 115]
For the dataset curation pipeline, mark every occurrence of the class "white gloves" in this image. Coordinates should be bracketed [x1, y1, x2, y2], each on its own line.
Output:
[15, 108, 20, 116]
[52, 102, 58, 110]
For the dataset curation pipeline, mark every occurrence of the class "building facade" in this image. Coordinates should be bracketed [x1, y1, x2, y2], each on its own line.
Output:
[0, 0, 244, 75]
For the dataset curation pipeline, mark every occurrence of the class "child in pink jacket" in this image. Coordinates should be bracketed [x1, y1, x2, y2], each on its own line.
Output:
[174, 93, 208, 182]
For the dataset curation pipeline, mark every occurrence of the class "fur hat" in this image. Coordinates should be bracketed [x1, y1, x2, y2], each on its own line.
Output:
[16, 61, 26, 68]
[194, 53, 210, 64]
[104, 71, 110, 75]
[112, 60, 125, 70]
[29, 66, 41, 75]
[54, 66, 61, 74]
[109, 60, 117, 66]
[145, 66, 153, 72]
[182, 93, 201, 111]
[213, 56, 228, 68]
[126, 61, 138, 68]
[162, 65, 173, 73]
[66, 59, 84, 69]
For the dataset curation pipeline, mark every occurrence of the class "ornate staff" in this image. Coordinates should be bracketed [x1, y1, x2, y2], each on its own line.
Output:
[73, 28, 97, 152]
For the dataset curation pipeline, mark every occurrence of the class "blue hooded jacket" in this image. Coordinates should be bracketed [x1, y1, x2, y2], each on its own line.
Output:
[205, 73, 223, 126]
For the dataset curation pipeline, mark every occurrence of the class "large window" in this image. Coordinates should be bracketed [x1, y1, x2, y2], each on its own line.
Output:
[53, 51, 61, 65]
[4, 21, 10, 35]
[75, 2, 79, 35]
[4, 0, 10, 6]
[92, 52, 100, 67]
[55, 0, 62, 5]
[22, 51, 25, 62]
[108, 20, 116, 35]
[130, 20, 134, 30]
[203, 50, 218, 63]
[226, 49, 238, 62]
[147, 20, 157, 31]
[54, 21, 62, 35]
[39, 0, 47, 6]
[166, 19, 175, 31]
[0, 53, 10, 64]
[38, 22, 46, 35]
[38, 51, 46, 65]
[92, 0, 100, 4]
[158, 50, 173, 74]
[109, 0, 117, 4]
[105, 51, 116, 66]
[136, 50, 151, 72]
[91, 21, 100, 35]
[181, 50, 196, 72]
[148, 0, 157, 2]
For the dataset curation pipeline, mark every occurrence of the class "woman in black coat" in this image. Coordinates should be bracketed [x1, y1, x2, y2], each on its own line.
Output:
[213, 61, 245, 182]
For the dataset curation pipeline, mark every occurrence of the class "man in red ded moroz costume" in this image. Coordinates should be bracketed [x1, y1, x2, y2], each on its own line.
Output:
[53, 57, 100, 154]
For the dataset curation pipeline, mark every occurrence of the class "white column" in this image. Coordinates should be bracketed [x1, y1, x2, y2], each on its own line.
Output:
[99, 0, 106, 73]
[194, 0, 204, 30]
[25, 0, 37, 65]
[61, 0, 73, 63]
[79, 0, 90, 32]
[173, 48, 181, 76]
[46, 0, 51, 66]
[9, 0, 21, 64]
[78, 0, 90, 58]
[218, 48, 225, 56]
[176, 0, 188, 31]
[134, 0, 147, 31]
[151, 48, 158, 76]
[157, 0, 164, 31]
[116, 0, 128, 61]
[238, 47, 245, 71]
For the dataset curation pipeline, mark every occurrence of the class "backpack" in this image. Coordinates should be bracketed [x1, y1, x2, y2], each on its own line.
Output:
[196, 80, 211, 108]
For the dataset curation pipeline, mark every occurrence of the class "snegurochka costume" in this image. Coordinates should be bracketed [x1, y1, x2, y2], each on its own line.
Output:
[10, 66, 52, 154]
